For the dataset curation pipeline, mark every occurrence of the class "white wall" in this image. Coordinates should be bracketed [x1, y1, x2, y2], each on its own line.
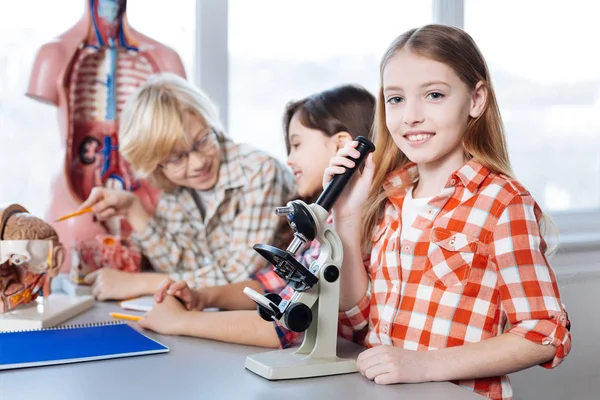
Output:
[510, 248, 600, 400]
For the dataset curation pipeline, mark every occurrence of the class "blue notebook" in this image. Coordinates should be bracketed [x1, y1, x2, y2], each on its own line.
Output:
[0, 322, 169, 370]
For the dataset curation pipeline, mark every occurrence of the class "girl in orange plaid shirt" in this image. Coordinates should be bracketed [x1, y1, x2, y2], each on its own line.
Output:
[324, 25, 571, 400]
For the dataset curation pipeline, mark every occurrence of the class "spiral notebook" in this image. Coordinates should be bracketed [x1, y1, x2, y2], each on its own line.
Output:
[0, 322, 169, 370]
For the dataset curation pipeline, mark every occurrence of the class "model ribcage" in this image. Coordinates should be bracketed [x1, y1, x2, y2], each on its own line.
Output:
[71, 46, 152, 121]
[68, 44, 156, 233]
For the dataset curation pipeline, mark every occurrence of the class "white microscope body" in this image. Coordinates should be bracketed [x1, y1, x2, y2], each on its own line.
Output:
[243, 136, 375, 380]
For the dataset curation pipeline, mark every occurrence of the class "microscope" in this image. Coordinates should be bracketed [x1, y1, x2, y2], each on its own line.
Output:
[243, 136, 375, 380]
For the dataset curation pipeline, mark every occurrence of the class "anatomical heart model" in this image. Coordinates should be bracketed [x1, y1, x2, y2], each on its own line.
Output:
[26, 0, 187, 277]
[0, 204, 64, 313]
[70, 234, 142, 284]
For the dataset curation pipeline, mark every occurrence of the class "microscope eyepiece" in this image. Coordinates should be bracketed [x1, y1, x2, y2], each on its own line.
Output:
[315, 136, 375, 212]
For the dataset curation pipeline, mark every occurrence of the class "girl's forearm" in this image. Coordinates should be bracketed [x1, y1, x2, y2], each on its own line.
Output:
[427, 333, 557, 382]
[133, 272, 168, 295]
[335, 218, 369, 311]
[176, 310, 281, 348]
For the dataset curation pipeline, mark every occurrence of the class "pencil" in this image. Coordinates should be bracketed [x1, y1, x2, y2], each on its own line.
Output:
[55, 207, 94, 222]
[110, 312, 142, 322]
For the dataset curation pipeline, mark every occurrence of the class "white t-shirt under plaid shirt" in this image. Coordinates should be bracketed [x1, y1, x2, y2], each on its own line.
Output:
[133, 139, 296, 288]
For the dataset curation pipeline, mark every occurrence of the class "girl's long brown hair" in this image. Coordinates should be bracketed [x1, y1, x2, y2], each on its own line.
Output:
[361, 24, 555, 254]
[272, 85, 376, 250]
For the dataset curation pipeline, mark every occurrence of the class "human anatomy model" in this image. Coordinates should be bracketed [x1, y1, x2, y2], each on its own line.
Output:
[0, 204, 65, 313]
[26, 0, 187, 273]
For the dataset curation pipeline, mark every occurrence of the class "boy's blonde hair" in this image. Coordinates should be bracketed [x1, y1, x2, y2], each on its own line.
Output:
[118, 72, 226, 191]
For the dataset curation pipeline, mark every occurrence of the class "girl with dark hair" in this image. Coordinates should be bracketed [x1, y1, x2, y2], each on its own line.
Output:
[138, 84, 376, 349]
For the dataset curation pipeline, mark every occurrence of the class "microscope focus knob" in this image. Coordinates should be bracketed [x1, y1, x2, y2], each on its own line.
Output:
[323, 265, 340, 282]
[285, 303, 313, 333]
[256, 293, 283, 322]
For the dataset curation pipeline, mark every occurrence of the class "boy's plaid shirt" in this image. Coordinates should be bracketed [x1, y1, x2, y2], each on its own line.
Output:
[133, 139, 296, 288]
[338, 159, 571, 400]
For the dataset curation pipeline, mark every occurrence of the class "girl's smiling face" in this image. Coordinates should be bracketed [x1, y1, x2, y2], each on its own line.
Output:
[383, 49, 486, 170]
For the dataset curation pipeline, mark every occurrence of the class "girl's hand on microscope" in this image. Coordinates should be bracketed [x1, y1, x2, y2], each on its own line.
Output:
[322, 140, 375, 222]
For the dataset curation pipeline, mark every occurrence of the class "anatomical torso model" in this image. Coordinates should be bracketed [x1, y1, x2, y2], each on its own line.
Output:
[26, 0, 186, 275]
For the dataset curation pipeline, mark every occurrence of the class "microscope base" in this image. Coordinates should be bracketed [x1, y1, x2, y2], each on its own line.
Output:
[245, 339, 363, 380]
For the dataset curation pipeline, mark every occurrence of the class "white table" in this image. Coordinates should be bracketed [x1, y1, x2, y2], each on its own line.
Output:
[0, 299, 483, 400]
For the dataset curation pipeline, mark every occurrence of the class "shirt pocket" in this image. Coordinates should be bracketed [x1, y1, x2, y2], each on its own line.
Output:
[424, 227, 479, 287]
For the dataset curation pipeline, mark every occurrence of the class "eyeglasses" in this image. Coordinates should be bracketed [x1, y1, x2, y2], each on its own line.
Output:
[159, 129, 218, 172]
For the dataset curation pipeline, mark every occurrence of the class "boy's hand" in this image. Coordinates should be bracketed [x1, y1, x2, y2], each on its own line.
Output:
[79, 187, 139, 221]
[85, 268, 143, 301]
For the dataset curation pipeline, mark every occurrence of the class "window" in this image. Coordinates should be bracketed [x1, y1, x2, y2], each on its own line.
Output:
[0, 0, 194, 217]
[4, 0, 598, 226]
[0, 1, 79, 217]
[228, 0, 433, 162]
[128, 0, 195, 81]
[465, 0, 600, 213]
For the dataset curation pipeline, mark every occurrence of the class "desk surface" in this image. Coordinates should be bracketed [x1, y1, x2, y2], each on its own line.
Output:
[0, 300, 482, 400]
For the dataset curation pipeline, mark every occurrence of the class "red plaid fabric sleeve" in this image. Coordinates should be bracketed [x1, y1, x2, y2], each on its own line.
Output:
[253, 268, 287, 294]
[491, 193, 571, 368]
[338, 293, 371, 344]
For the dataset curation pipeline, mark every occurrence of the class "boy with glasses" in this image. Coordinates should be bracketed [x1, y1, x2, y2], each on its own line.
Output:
[78, 73, 295, 301]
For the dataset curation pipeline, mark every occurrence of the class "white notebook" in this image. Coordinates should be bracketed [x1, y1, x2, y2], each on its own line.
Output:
[119, 296, 154, 312]
[0, 294, 94, 332]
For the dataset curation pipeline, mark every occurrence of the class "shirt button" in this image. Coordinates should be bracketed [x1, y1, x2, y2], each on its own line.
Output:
[404, 246, 410, 252]
[383, 325, 388, 333]
[392, 283, 399, 291]
[450, 178, 457, 185]
[449, 239, 456, 247]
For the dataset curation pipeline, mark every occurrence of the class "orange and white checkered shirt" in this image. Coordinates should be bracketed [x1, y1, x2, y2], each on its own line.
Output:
[133, 139, 296, 288]
[338, 159, 571, 400]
